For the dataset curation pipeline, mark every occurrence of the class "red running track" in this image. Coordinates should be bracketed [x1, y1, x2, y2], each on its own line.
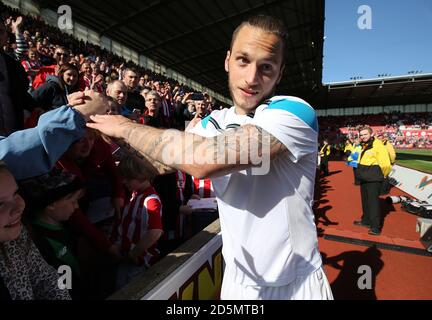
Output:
[315, 161, 432, 300]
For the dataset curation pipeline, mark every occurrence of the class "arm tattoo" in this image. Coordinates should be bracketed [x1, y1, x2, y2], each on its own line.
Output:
[119, 122, 287, 179]
[189, 125, 287, 165]
[116, 125, 176, 177]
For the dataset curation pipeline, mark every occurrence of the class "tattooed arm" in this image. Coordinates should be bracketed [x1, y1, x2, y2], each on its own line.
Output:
[115, 139, 176, 178]
[88, 115, 288, 179]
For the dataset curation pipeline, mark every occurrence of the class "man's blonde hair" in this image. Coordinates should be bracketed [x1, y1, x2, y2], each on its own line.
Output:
[358, 126, 373, 134]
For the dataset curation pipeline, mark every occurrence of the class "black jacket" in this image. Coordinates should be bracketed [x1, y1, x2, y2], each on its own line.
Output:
[1, 52, 35, 131]
[31, 76, 72, 111]
[124, 90, 146, 113]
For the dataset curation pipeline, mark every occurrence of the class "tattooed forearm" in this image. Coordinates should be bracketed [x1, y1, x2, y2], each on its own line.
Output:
[180, 124, 288, 178]
[188, 125, 286, 165]
[115, 125, 176, 176]
[117, 122, 287, 179]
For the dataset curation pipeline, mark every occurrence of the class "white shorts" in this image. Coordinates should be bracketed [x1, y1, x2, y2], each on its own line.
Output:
[220, 266, 333, 300]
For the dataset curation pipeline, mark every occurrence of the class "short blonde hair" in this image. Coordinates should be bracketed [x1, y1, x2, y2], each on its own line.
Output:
[358, 126, 373, 134]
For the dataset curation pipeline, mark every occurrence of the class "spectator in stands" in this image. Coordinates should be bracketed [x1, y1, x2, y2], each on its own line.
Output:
[99, 61, 108, 77]
[173, 92, 194, 129]
[79, 61, 104, 93]
[159, 84, 174, 128]
[32, 45, 69, 90]
[57, 127, 125, 222]
[140, 86, 151, 101]
[91, 65, 105, 93]
[0, 16, 35, 136]
[138, 75, 146, 92]
[109, 69, 119, 82]
[122, 67, 145, 115]
[140, 90, 162, 127]
[21, 47, 41, 90]
[3, 16, 28, 61]
[353, 126, 392, 235]
[0, 161, 71, 300]
[35, 39, 53, 66]
[193, 96, 209, 120]
[106, 80, 128, 113]
[19, 170, 85, 299]
[78, 61, 92, 91]
[112, 156, 163, 290]
[31, 63, 80, 111]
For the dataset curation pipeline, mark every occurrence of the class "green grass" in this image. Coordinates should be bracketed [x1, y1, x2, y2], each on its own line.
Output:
[396, 149, 432, 174]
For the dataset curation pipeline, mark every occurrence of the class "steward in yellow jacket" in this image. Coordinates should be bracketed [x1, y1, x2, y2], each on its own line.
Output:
[356, 138, 392, 181]
[319, 139, 331, 176]
[353, 127, 392, 236]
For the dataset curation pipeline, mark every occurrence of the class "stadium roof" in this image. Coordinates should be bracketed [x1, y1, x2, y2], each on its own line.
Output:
[36, 0, 325, 101]
[317, 73, 432, 109]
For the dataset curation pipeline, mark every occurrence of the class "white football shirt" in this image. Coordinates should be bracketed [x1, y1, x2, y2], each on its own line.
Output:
[189, 96, 322, 286]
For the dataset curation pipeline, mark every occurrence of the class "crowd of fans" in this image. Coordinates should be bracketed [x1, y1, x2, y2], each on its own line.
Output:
[1, 3, 225, 130]
[319, 112, 432, 150]
[1, 4, 218, 300]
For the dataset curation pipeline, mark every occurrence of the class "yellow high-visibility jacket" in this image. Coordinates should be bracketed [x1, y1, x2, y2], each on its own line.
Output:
[382, 140, 396, 165]
[344, 142, 353, 154]
[320, 143, 331, 157]
[356, 138, 392, 182]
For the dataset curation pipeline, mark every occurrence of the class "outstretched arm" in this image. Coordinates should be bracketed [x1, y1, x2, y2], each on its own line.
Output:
[87, 115, 288, 179]
[0, 91, 112, 180]
[114, 138, 176, 178]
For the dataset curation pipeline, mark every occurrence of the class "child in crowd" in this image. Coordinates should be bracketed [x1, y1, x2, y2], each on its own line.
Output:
[19, 169, 85, 299]
[111, 156, 163, 289]
[0, 161, 70, 300]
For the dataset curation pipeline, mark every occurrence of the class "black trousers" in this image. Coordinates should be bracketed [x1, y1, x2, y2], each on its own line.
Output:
[380, 177, 391, 195]
[360, 181, 382, 231]
[353, 168, 360, 185]
[320, 156, 329, 175]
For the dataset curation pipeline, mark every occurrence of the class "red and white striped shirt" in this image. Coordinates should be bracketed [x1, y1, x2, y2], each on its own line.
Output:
[192, 176, 214, 198]
[111, 186, 163, 267]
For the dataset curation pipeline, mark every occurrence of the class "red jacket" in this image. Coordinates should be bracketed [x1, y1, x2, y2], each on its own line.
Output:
[32, 65, 56, 90]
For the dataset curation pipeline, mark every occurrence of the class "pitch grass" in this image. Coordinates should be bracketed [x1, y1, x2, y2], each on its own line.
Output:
[396, 149, 432, 174]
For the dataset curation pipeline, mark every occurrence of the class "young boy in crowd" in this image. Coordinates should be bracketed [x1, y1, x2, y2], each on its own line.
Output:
[111, 156, 163, 289]
[19, 169, 85, 299]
